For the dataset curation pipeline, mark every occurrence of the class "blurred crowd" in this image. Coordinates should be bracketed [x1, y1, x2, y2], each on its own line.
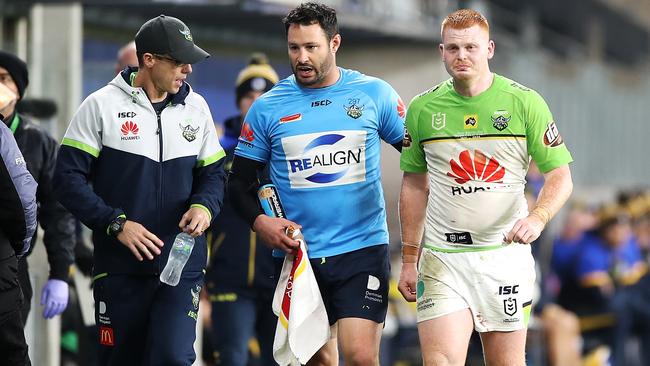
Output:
[541, 188, 650, 366]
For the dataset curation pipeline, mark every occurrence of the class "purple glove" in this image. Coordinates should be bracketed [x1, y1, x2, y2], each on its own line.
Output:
[40, 279, 69, 319]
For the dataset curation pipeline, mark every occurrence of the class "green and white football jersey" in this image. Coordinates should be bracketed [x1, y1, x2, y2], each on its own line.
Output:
[401, 74, 573, 251]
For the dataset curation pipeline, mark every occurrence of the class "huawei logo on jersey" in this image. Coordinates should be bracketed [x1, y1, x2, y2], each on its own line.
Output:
[239, 122, 254, 142]
[120, 121, 139, 136]
[447, 149, 505, 184]
[397, 97, 406, 118]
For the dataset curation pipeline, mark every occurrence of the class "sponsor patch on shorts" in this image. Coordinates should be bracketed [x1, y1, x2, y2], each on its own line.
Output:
[99, 326, 114, 346]
[417, 297, 435, 312]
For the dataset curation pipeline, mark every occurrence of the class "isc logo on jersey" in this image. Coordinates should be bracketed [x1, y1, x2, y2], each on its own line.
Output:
[282, 130, 367, 188]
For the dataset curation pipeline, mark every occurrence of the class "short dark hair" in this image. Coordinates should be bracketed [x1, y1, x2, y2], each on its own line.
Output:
[282, 2, 339, 41]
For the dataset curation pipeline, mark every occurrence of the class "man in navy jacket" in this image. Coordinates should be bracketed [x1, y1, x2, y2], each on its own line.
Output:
[54, 15, 226, 365]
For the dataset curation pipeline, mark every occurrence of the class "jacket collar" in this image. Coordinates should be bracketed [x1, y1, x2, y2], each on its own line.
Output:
[111, 66, 191, 107]
[2, 112, 20, 134]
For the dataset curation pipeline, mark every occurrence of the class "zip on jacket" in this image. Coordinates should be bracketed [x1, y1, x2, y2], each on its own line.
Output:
[54, 67, 226, 275]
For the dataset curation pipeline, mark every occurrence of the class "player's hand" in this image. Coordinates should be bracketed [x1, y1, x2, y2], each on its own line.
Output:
[398, 263, 418, 302]
[252, 215, 301, 254]
[179, 207, 211, 237]
[505, 215, 546, 244]
[116, 220, 164, 261]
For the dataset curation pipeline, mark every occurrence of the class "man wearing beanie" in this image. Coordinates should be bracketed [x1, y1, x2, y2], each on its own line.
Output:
[0, 50, 76, 325]
[219, 53, 279, 151]
[235, 54, 279, 114]
[205, 53, 279, 366]
[53, 15, 226, 365]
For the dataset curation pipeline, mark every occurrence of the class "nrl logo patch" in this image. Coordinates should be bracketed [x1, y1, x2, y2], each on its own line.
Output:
[179, 123, 200, 142]
[344, 98, 364, 119]
[432, 112, 446, 130]
[503, 297, 517, 317]
[491, 110, 511, 131]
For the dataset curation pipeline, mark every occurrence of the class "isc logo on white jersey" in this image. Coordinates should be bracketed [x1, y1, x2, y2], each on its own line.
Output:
[282, 130, 367, 188]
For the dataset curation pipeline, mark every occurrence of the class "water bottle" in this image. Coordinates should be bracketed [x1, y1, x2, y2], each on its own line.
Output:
[160, 232, 195, 286]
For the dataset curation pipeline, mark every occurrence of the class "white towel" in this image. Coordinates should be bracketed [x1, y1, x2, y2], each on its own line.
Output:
[272, 233, 330, 366]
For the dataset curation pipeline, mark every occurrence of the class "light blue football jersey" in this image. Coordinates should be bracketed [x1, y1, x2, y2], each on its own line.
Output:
[235, 68, 405, 258]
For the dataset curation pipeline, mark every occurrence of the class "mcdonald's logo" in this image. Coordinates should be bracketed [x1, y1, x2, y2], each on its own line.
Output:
[99, 326, 114, 346]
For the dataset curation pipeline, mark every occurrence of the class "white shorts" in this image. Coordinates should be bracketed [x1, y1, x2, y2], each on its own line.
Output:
[416, 243, 536, 332]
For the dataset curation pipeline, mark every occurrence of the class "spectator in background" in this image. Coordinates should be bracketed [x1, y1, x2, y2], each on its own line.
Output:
[573, 206, 640, 312]
[0, 85, 38, 365]
[571, 204, 648, 364]
[552, 201, 598, 298]
[114, 41, 138, 75]
[608, 195, 650, 366]
[538, 201, 597, 366]
[205, 53, 279, 366]
[0, 50, 76, 322]
[625, 192, 650, 258]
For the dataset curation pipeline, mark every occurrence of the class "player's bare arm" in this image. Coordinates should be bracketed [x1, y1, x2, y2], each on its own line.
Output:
[398, 172, 429, 302]
[506, 164, 573, 244]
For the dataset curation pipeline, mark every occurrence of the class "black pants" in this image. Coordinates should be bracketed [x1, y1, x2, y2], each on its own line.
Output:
[0, 254, 31, 366]
[16, 256, 32, 324]
[0, 308, 31, 366]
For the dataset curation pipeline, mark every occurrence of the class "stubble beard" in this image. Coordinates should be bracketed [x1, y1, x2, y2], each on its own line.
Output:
[294, 56, 332, 87]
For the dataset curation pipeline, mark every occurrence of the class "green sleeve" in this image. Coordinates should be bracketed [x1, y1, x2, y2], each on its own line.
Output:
[525, 91, 573, 173]
[400, 97, 428, 173]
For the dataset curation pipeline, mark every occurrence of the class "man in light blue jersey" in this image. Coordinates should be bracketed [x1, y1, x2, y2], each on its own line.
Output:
[228, 3, 404, 365]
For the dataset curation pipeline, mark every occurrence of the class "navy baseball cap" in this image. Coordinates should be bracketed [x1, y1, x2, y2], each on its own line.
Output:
[135, 15, 210, 65]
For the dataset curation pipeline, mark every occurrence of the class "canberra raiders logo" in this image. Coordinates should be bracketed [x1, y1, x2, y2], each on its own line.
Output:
[191, 285, 201, 310]
[179, 123, 200, 142]
[179, 27, 193, 42]
[491, 110, 511, 131]
[344, 98, 364, 119]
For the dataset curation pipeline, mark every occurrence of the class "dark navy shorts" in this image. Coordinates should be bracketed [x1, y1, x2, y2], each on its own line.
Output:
[93, 272, 204, 365]
[275, 244, 390, 325]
